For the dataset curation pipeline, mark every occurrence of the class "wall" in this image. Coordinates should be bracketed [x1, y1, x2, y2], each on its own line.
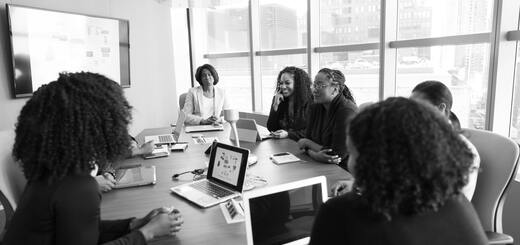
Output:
[0, 0, 179, 136]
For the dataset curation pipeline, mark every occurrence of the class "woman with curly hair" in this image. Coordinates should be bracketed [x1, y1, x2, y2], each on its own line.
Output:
[297, 68, 357, 167]
[310, 97, 487, 245]
[410, 80, 480, 201]
[267, 66, 313, 140]
[4, 72, 183, 245]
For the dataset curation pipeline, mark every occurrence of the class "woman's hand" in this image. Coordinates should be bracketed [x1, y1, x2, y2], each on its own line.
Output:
[309, 149, 341, 164]
[200, 116, 218, 125]
[272, 93, 284, 112]
[130, 206, 176, 230]
[272, 129, 288, 139]
[139, 210, 184, 240]
[95, 174, 116, 192]
[331, 179, 354, 196]
[139, 141, 155, 155]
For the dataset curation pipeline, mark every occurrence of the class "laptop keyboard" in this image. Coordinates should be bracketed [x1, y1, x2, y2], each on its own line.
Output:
[190, 181, 234, 199]
[159, 135, 174, 143]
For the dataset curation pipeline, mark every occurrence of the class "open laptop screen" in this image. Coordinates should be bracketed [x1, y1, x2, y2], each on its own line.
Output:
[245, 178, 326, 245]
[207, 143, 249, 192]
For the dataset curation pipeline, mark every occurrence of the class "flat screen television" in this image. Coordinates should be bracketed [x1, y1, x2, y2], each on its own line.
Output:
[6, 4, 131, 98]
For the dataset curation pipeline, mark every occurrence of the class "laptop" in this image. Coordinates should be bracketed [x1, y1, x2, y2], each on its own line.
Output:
[185, 124, 224, 133]
[144, 110, 186, 144]
[230, 119, 274, 142]
[243, 176, 328, 245]
[170, 142, 249, 208]
[113, 165, 157, 189]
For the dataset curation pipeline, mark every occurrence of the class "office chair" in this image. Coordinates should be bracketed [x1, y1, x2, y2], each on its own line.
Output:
[464, 129, 519, 245]
[0, 130, 26, 243]
[179, 92, 187, 110]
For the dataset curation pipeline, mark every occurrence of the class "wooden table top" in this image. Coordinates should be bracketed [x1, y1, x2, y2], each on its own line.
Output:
[100, 124, 351, 244]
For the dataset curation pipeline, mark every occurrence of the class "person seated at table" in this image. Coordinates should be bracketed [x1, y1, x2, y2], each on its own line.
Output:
[95, 136, 155, 193]
[4, 72, 183, 245]
[410, 80, 480, 201]
[297, 68, 357, 167]
[183, 64, 231, 125]
[310, 97, 487, 245]
[267, 66, 313, 140]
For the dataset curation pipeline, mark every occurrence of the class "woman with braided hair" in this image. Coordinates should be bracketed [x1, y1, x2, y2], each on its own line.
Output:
[4, 72, 183, 245]
[297, 68, 358, 168]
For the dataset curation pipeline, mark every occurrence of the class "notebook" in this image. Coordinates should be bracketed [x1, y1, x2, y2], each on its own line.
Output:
[170, 142, 249, 208]
[185, 124, 224, 133]
[113, 165, 157, 189]
[243, 176, 328, 245]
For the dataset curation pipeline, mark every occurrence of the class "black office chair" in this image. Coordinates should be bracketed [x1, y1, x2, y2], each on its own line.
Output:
[465, 129, 519, 245]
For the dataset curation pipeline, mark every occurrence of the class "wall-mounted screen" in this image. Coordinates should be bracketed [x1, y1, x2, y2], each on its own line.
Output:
[6, 4, 131, 97]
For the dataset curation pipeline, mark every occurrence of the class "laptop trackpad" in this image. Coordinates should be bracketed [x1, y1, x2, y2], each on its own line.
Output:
[175, 186, 219, 203]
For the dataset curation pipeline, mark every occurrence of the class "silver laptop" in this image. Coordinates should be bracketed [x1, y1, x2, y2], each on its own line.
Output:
[185, 124, 224, 133]
[144, 110, 186, 144]
[243, 176, 328, 245]
[170, 142, 249, 208]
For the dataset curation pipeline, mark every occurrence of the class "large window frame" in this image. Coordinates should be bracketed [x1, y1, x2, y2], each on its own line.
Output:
[187, 0, 520, 136]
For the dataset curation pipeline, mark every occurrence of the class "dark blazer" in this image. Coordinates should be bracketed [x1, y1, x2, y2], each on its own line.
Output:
[3, 175, 145, 245]
[267, 96, 311, 141]
[310, 192, 488, 245]
[305, 94, 357, 163]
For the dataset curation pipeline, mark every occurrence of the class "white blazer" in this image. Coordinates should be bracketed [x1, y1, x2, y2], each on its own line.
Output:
[182, 86, 230, 125]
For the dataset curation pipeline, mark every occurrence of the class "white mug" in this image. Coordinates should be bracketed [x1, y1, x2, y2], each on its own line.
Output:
[224, 109, 239, 122]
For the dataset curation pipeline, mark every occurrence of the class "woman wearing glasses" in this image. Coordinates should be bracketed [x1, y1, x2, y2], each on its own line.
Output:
[297, 68, 358, 167]
[267, 66, 313, 140]
[183, 64, 231, 125]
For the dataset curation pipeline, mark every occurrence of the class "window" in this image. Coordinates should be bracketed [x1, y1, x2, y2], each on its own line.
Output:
[259, 0, 307, 50]
[185, 0, 516, 135]
[318, 0, 380, 105]
[209, 57, 253, 112]
[258, 0, 308, 113]
[509, 45, 520, 140]
[398, 0, 493, 40]
[191, 1, 253, 112]
[395, 44, 490, 129]
[320, 0, 380, 46]
[319, 50, 379, 104]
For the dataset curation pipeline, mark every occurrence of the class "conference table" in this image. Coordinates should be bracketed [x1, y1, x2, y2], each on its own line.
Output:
[100, 123, 351, 245]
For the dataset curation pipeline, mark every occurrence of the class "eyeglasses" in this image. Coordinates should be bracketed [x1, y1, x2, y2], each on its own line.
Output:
[311, 83, 330, 90]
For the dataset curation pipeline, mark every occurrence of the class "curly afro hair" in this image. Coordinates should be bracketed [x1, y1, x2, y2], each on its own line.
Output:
[13, 72, 132, 184]
[348, 97, 473, 219]
[276, 66, 313, 115]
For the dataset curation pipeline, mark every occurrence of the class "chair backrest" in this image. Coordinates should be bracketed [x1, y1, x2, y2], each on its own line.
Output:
[179, 92, 188, 110]
[239, 112, 268, 127]
[0, 130, 26, 217]
[464, 128, 520, 233]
